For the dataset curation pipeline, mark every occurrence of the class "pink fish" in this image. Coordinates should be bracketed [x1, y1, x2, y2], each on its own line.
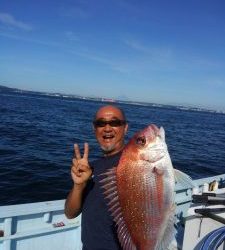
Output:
[101, 124, 191, 250]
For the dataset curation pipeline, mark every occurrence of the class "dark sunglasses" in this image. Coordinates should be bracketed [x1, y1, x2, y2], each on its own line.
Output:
[93, 119, 127, 128]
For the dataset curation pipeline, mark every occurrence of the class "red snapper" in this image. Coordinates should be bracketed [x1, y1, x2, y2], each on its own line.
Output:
[101, 124, 192, 250]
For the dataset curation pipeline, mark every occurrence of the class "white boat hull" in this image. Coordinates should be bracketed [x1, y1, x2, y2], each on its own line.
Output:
[1, 174, 225, 250]
[0, 200, 82, 250]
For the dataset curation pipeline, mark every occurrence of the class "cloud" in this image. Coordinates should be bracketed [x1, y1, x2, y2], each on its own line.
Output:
[0, 33, 61, 47]
[0, 13, 32, 31]
[68, 48, 133, 73]
[65, 31, 80, 41]
[206, 78, 225, 88]
[123, 37, 225, 74]
[60, 6, 89, 19]
[123, 38, 172, 59]
[0, 30, 194, 74]
[124, 39, 147, 52]
[0, 30, 130, 73]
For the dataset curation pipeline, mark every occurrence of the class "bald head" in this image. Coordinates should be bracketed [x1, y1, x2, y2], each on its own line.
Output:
[93, 105, 128, 156]
[94, 105, 126, 121]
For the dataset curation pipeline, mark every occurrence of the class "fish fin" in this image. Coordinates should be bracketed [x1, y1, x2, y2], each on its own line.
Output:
[117, 220, 136, 250]
[156, 207, 176, 250]
[174, 169, 195, 188]
[100, 168, 136, 250]
[159, 127, 165, 141]
[153, 166, 164, 175]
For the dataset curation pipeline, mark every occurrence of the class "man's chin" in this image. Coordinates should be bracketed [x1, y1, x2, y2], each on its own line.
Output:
[101, 144, 115, 154]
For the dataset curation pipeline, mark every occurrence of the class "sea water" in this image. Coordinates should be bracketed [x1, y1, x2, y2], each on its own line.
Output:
[0, 92, 225, 205]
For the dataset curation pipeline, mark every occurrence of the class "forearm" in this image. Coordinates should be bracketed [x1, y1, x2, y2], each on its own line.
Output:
[64, 183, 86, 219]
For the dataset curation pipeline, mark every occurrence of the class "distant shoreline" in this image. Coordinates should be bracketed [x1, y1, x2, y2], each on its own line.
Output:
[0, 84, 224, 115]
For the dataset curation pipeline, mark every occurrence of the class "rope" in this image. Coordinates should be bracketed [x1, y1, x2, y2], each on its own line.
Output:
[199, 226, 225, 250]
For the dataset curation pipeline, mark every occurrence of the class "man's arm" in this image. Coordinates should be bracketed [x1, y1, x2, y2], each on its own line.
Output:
[64, 143, 92, 219]
[64, 183, 86, 218]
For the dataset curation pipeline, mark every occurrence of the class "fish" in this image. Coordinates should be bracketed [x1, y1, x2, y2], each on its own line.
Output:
[101, 124, 193, 250]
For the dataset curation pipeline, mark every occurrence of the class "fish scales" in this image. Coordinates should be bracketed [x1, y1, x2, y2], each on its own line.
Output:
[117, 161, 172, 249]
[101, 125, 177, 250]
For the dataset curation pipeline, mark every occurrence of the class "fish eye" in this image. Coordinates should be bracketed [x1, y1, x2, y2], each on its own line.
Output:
[136, 136, 146, 146]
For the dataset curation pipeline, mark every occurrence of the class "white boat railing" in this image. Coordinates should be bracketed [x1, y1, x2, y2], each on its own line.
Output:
[175, 173, 225, 222]
[0, 200, 82, 250]
[1, 173, 225, 250]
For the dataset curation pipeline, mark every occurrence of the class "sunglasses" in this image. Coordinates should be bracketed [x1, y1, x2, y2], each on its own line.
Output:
[93, 119, 126, 128]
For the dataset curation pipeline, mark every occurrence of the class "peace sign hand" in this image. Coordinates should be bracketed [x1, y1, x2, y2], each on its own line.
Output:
[71, 143, 92, 186]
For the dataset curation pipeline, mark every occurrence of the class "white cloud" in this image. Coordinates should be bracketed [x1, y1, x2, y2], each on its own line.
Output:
[65, 31, 80, 41]
[68, 48, 133, 73]
[206, 78, 225, 88]
[123, 38, 172, 59]
[0, 33, 63, 48]
[60, 6, 89, 19]
[0, 13, 32, 31]
[124, 39, 148, 53]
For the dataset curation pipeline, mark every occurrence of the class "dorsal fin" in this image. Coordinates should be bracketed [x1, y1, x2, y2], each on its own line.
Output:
[100, 167, 136, 250]
[159, 127, 165, 141]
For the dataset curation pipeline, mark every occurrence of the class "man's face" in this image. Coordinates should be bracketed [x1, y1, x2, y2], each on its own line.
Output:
[93, 106, 128, 156]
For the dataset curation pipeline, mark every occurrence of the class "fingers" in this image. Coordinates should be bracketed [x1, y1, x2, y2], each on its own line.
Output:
[77, 163, 90, 172]
[71, 165, 81, 177]
[74, 143, 89, 160]
[74, 144, 81, 160]
[83, 143, 89, 160]
[71, 159, 92, 182]
[72, 143, 90, 179]
[72, 158, 90, 172]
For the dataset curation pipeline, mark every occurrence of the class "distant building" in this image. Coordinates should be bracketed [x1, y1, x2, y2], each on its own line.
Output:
[101, 98, 115, 102]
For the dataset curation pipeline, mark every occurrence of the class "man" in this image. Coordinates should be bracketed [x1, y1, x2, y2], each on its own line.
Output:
[65, 105, 128, 250]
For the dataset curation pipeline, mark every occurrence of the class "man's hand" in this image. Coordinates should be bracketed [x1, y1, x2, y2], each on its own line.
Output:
[71, 143, 92, 186]
[65, 143, 91, 218]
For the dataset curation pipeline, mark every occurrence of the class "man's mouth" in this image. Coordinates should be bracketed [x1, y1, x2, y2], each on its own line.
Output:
[103, 134, 114, 140]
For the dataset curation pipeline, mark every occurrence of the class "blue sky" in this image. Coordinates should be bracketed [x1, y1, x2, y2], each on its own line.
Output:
[0, 0, 225, 110]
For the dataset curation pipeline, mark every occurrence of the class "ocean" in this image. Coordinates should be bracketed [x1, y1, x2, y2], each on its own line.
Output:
[0, 92, 225, 205]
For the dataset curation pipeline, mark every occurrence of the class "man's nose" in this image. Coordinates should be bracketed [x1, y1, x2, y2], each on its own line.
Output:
[104, 124, 112, 131]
